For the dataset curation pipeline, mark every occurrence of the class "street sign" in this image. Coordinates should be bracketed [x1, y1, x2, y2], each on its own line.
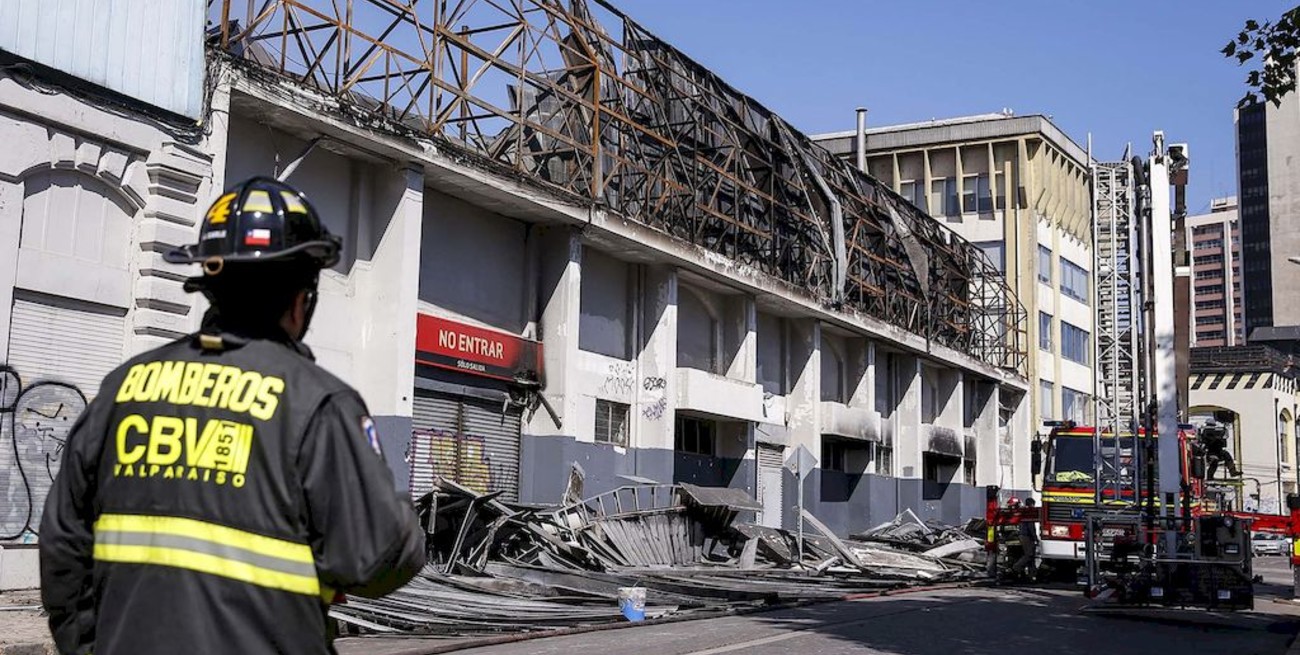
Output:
[783, 443, 818, 565]
[784, 444, 818, 481]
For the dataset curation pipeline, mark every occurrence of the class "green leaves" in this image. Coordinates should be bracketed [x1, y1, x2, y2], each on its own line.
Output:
[1227, 6, 1300, 107]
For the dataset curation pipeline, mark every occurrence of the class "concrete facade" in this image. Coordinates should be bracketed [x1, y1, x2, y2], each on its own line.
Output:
[0, 29, 1036, 600]
[814, 113, 1095, 429]
[0, 67, 216, 560]
[217, 71, 1032, 537]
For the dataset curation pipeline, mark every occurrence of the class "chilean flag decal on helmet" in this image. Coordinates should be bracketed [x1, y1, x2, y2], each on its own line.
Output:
[244, 229, 272, 247]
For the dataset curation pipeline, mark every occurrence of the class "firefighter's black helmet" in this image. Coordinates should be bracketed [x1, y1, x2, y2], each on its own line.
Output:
[165, 177, 340, 278]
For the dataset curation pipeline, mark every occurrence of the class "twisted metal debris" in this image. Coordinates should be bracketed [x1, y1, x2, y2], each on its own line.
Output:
[208, 0, 1027, 375]
[329, 479, 985, 637]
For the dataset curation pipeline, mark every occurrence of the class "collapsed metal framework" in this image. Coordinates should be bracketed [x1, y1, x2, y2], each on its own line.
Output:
[210, 0, 1026, 374]
[1090, 158, 1141, 503]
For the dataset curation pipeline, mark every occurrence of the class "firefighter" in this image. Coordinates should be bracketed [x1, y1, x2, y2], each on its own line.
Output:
[1201, 418, 1240, 479]
[39, 177, 426, 655]
[1008, 497, 1039, 581]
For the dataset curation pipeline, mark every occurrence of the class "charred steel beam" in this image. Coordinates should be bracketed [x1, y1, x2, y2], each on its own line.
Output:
[210, 0, 1027, 375]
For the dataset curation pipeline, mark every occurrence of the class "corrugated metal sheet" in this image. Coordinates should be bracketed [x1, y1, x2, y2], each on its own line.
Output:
[2, 294, 121, 538]
[462, 398, 520, 502]
[0, 0, 206, 118]
[7, 294, 125, 399]
[410, 395, 461, 500]
[756, 444, 784, 529]
[410, 391, 520, 502]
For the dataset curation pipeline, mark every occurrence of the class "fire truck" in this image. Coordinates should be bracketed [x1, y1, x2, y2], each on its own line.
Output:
[984, 133, 1300, 610]
[1034, 422, 1205, 571]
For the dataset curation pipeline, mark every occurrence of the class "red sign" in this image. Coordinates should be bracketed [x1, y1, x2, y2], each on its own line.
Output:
[415, 314, 541, 382]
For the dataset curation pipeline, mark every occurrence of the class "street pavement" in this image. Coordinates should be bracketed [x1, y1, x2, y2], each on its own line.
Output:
[432, 560, 1300, 655]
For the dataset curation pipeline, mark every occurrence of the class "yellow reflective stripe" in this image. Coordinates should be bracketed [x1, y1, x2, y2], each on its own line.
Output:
[242, 189, 274, 213]
[95, 514, 313, 564]
[93, 543, 320, 596]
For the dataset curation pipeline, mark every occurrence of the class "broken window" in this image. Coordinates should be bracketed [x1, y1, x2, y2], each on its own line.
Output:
[820, 337, 847, 403]
[931, 177, 958, 217]
[899, 180, 926, 212]
[594, 399, 629, 447]
[677, 286, 720, 373]
[922, 452, 960, 500]
[674, 416, 716, 456]
[579, 248, 633, 359]
[876, 443, 893, 477]
[963, 437, 977, 485]
[821, 439, 847, 473]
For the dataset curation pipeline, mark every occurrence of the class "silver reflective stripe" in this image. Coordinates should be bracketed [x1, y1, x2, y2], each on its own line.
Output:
[96, 530, 318, 578]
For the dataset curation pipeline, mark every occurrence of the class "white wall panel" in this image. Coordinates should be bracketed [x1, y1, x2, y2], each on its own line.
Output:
[0, 0, 205, 118]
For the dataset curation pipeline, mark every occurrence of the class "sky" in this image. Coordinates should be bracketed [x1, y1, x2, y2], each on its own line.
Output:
[615, 0, 1295, 215]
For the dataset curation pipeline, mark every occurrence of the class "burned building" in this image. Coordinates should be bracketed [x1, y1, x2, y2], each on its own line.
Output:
[0, 0, 1034, 587]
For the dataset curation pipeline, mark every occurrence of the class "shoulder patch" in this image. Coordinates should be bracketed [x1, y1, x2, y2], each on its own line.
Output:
[361, 416, 382, 457]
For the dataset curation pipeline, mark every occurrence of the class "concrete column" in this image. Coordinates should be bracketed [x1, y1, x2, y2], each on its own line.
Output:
[975, 381, 1000, 486]
[359, 167, 423, 480]
[633, 265, 677, 457]
[724, 295, 756, 383]
[518, 227, 583, 504]
[787, 319, 822, 455]
[785, 319, 821, 526]
[939, 369, 963, 436]
[0, 180, 19, 359]
[132, 144, 213, 353]
[1010, 388, 1033, 492]
[895, 354, 923, 479]
[848, 337, 872, 409]
[530, 227, 583, 439]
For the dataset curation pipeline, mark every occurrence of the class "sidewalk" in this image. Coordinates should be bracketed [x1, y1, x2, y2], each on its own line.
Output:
[0, 590, 52, 655]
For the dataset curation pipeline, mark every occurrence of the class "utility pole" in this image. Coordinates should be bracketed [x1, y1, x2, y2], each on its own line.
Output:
[1277, 397, 1284, 514]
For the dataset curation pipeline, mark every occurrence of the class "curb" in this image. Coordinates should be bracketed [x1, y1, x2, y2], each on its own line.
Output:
[337, 580, 982, 655]
[0, 645, 51, 655]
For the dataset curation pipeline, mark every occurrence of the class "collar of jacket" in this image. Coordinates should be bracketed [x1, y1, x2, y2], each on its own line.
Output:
[195, 311, 315, 361]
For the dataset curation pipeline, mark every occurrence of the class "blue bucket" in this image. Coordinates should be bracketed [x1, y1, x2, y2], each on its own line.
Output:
[617, 586, 646, 622]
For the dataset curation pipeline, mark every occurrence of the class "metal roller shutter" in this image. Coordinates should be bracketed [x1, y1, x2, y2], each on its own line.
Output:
[409, 392, 460, 500]
[3, 295, 122, 538]
[461, 397, 521, 502]
[409, 391, 521, 502]
[756, 443, 785, 529]
[7, 296, 125, 400]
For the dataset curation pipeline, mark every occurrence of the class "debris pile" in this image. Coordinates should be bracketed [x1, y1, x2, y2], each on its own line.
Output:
[331, 479, 986, 637]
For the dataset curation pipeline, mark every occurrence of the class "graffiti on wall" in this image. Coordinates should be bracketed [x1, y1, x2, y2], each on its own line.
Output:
[643, 397, 668, 421]
[599, 362, 635, 396]
[0, 365, 88, 541]
[412, 428, 504, 495]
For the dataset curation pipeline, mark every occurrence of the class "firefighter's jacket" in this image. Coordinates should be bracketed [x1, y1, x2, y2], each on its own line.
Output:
[39, 326, 426, 655]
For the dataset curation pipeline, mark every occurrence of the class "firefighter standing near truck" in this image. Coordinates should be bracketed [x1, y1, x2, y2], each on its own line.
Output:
[39, 177, 426, 655]
[1009, 497, 1039, 581]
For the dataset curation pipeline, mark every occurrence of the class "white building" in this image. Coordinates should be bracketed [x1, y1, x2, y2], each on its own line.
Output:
[814, 113, 1095, 428]
[1189, 345, 1298, 513]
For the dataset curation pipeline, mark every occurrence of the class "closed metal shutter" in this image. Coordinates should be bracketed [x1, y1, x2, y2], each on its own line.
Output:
[409, 391, 520, 502]
[756, 443, 785, 529]
[3, 294, 121, 538]
[409, 392, 460, 500]
[7, 295, 125, 400]
[462, 398, 521, 501]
